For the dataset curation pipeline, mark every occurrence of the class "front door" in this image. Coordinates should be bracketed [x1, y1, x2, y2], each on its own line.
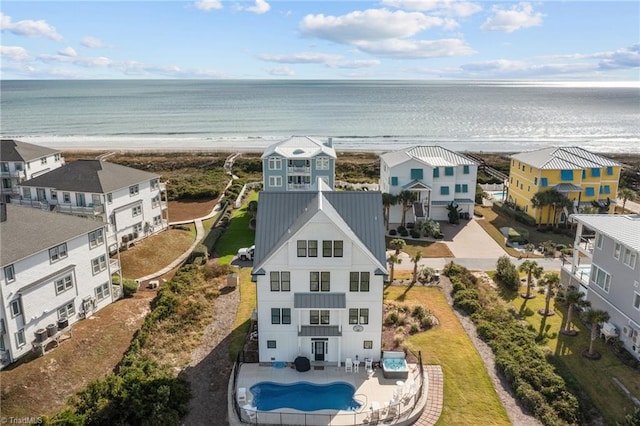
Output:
[76, 193, 86, 207]
[36, 188, 46, 201]
[314, 341, 325, 361]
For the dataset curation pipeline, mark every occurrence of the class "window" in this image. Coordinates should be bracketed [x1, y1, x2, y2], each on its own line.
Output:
[106, 193, 113, 204]
[270, 271, 290, 291]
[153, 215, 162, 226]
[152, 195, 160, 208]
[607, 166, 614, 176]
[50, 190, 57, 200]
[297, 240, 307, 257]
[596, 233, 603, 249]
[322, 240, 343, 257]
[132, 205, 142, 217]
[316, 157, 330, 170]
[15, 329, 25, 348]
[350, 272, 370, 292]
[267, 340, 277, 349]
[10, 299, 21, 317]
[310, 310, 330, 325]
[349, 308, 369, 325]
[150, 178, 159, 190]
[463, 165, 469, 174]
[582, 170, 586, 179]
[55, 275, 73, 294]
[534, 177, 538, 185]
[129, 184, 139, 196]
[591, 168, 601, 177]
[133, 222, 143, 233]
[391, 176, 398, 186]
[95, 282, 110, 301]
[282, 309, 291, 324]
[614, 242, 621, 259]
[445, 167, 454, 176]
[364, 340, 373, 349]
[540, 178, 548, 187]
[634, 293, 640, 311]
[271, 308, 280, 324]
[585, 187, 595, 197]
[268, 157, 282, 170]
[440, 186, 449, 195]
[462, 184, 468, 193]
[268, 176, 282, 187]
[92, 255, 107, 274]
[623, 247, 637, 269]
[455, 184, 461, 193]
[590, 266, 611, 292]
[433, 168, 439, 178]
[0, 162, 8, 172]
[522, 165, 525, 171]
[271, 308, 291, 324]
[49, 243, 68, 263]
[410, 168, 423, 180]
[54, 153, 61, 161]
[89, 229, 104, 248]
[297, 240, 317, 257]
[57, 301, 75, 319]
[41, 157, 47, 165]
[602, 185, 610, 194]
[560, 170, 574, 181]
[310, 272, 330, 292]
[4, 265, 15, 283]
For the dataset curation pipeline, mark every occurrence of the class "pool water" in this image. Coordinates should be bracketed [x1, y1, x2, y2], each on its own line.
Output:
[250, 381, 361, 412]
[491, 191, 507, 199]
[383, 358, 407, 371]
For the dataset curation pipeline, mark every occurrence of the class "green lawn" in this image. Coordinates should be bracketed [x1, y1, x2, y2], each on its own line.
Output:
[229, 268, 256, 359]
[507, 288, 640, 424]
[215, 192, 258, 265]
[385, 286, 511, 426]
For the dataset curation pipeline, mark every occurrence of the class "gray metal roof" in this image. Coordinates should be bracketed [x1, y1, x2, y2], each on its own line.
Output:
[253, 190, 386, 272]
[402, 180, 431, 190]
[294, 293, 346, 309]
[554, 183, 583, 192]
[511, 147, 621, 170]
[380, 146, 477, 168]
[21, 160, 159, 193]
[1, 139, 60, 162]
[1, 204, 105, 266]
[261, 136, 337, 159]
[298, 325, 342, 337]
[571, 214, 640, 252]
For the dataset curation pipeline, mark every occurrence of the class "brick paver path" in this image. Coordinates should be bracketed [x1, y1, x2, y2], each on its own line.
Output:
[413, 365, 443, 426]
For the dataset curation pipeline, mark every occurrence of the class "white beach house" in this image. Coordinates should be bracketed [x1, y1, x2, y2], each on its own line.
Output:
[1, 139, 65, 203]
[252, 185, 387, 365]
[379, 146, 478, 223]
[14, 160, 169, 252]
[0, 204, 119, 369]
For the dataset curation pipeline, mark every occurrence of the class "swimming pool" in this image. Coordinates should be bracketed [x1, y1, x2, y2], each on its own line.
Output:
[250, 381, 361, 412]
[491, 191, 507, 200]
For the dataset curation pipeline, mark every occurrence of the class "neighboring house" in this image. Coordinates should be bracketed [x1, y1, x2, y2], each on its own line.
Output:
[14, 160, 168, 252]
[561, 214, 640, 360]
[252, 184, 387, 365]
[379, 146, 478, 223]
[509, 147, 622, 225]
[262, 136, 337, 191]
[0, 204, 119, 369]
[1, 139, 65, 202]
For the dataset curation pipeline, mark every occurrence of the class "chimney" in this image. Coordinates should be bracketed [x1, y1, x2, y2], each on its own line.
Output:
[0, 203, 6, 223]
[326, 137, 333, 147]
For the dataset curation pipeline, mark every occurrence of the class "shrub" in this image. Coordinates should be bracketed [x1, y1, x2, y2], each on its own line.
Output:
[409, 324, 420, 334]
[190, 243, 208, 262]
[121, 278, 139, 297]
[203, 263, 231, 279]
[420, 316, 435, 329]
[173, 224, 190, 232]
[389, 229, 397, 236]
[397, 226, 407, 234]
[399, 229, 409, 237]
[385, 312, 398, 325]
[412, 305, 427, 320]
[495, 255, 519, 291]
[410, 230, 421, 238]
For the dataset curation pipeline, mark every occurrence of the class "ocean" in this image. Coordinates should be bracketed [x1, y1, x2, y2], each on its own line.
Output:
[1, 80, 639, 153]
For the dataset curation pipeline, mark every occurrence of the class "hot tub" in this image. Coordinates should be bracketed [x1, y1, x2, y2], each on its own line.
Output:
[381, 351, 409, 380]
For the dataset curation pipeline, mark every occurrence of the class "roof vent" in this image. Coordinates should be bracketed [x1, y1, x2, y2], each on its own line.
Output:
[293, 149, 305, 154]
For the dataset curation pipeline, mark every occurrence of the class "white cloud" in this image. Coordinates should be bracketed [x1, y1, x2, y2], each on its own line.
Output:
[480, 2, 543, 33]
[354, 38, 475, 59]
[258, 52, 343, 64]
[0, 13, 63, 41]
[81, 36, 105, 49]
[1, 45, 30, 61]
[459, 59, 594, 78]
[242, 0, 271, 15]
[267, 66, 295, 76]
[333, 59, 380, 69]
[194, 0, 223, 12]
[38, 53, 112, 68]
[59, 47, 77, 57]
[382, 0, 482, 17]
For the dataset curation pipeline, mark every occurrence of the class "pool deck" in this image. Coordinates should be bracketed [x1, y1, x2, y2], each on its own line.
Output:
[228, 362, 443, 425]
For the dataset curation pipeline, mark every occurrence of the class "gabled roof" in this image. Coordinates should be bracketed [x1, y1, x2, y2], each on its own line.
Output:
[21, 160, 159, 193]
[253, 189, 386, 273]
[261, 136, 337, 159]
[571, 214, 640, 252]
[511, 147, 621, 170]
[1, 204, 105, 266]
[380, 145, 476, 168]
[1, 139, 60, 162]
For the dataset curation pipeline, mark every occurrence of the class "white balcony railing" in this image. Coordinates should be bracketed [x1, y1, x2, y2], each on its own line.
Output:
[55, 204, 105, 216]
[288, 166, 311, 174]
[287, 183, 312, 191]
[576, 236, 595, 254]
[110, 258, 121, 272]
[561, 262, 592, 287]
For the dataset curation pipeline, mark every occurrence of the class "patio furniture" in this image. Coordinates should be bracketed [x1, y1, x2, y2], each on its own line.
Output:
[353, 359, 360, 373]
[237, 387, 247, 404]
[243, 404, 257, 423]
[345, 358, 353, 373]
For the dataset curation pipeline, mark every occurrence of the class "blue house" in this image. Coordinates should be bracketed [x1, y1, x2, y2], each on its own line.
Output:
[262, 137, 337, 191]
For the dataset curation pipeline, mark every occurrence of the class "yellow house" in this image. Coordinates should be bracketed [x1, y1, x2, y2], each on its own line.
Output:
[508, 147, 622, 225]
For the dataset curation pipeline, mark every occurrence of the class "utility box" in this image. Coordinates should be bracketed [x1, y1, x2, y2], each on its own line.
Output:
[227, 273, 239, 288]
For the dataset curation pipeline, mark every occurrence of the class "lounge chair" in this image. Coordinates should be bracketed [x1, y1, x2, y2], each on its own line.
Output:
[243, 404, 257, 423]
[345, 358, 353, 373]
[237, 387, 247, 404]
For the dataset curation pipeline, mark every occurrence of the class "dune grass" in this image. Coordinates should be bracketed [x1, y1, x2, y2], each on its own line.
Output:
[385, 286, 510, 426]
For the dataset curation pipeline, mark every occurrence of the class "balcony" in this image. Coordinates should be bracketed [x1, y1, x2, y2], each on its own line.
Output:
[159, 182, 167, 191]
[109, 258, 121, 272]
[288, 166, 311, 174]
[9, 198, 48, 209]
[1, 187, 21, 195]
[55, 204, 105, 216]
[0, 170, 25, 178]
[561, 261, 591, 288]
[576, 235, 595, 255]
[287, 183, 312, 191]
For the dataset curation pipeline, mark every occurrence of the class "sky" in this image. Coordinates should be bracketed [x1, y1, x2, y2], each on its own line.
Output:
[1, 1, 639, 80]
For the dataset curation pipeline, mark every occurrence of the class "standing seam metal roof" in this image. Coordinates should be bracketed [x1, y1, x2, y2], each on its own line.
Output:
[261, 136, 337, 159]
[511, 147, 621, 169]
[571, 214, 640, 252]
[380, 146, 477, 168]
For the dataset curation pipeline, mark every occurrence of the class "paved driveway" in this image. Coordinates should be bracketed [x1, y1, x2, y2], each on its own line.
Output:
[439, 218, 507, 259]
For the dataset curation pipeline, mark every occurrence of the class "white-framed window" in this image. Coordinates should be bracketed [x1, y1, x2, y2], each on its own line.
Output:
[364, 340, 373, 349]
[10, 299, 21, 317]
[150, 178, 159, 190]
[54, 153, 61, 161]
[15, 329, 26, 348]
[623, 247, 637, 269]
[634, 292, 640, 311]
[268, 157, 282, 170]
[316, 157, 330, 170]
[63, 192, 71, 203]
[50, 190, 57, 200]
[596, 233, 604, 249]
[153, 215, 162, 226]
[91, 255, 107, 274]
[95, 282, 110, 301]
[297, 240, 318, 257]
[129, 184, 139, 196]
[132, 205, 142, 217]
[271, 308, 291, 324]
[614, 242, 621, 260]
[14, 162, 23, 171]
[41, 157, 47, 165]
[55, 275, 73, 295]
[133, 222, 143, 233]
[4, 264, 15, 283]
[49, 243, 68, 263]
[270, 271, 291, 291]
[268, 176, 282, 187]
[152, 195, 160, 208]
[310, 310, 330, 325]
[590, 265, 611, 292]
[106, 193, 113, 204]
[89, 229, 104, 248]
[57, 301, 75, 319]
[267, 340, 277, 349]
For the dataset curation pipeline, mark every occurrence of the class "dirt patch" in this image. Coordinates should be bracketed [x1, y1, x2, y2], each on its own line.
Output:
[168, 199, 217, 222]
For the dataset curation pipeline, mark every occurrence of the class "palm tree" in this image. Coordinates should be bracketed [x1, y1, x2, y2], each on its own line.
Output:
[531, 191, 551, 226]
[387, 254, 401, 283]
[549, 190, 571, 227]
[411, 251, 422, 283]
[389, 238, 406, 255]
[584, 308, 610, 358]
[397, 190, 417, 227]
[618, 187, 637, 213]
[518, 260, 543, 299]
[562, 290, 590, 335]
[540, 272, 560, 316]
[382, 193, 397, 230]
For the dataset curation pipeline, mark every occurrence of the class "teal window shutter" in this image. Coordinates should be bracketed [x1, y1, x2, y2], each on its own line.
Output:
[463, 165, 469, 174]
[445, 167, 454, 176]
[541, 178, 548, 187]
[455, 184, 461, 193]
[585, 187, 595, 197]
[440, 186, 449, 195]
[433, 168, 439, 178]
[391, 176, 398, 186]
[462, 184, 468, 193]
[410, 168, 423, 180]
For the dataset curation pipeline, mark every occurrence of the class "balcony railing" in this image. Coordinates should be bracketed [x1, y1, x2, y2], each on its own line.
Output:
[287, 183, 312, 191]
[110, 258, 121, 272]
[561, 262, 591, 287]
[55, 204, 105, 216]
[576, 236, 595, 254]
[0, 170, 25, 178]
[1, 187, 21, 195]
[9, 198, 48, 209]
[288, 166, 311, 173]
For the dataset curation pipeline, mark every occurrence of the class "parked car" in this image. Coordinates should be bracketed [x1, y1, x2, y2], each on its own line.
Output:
[237, 245, 255, 261]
